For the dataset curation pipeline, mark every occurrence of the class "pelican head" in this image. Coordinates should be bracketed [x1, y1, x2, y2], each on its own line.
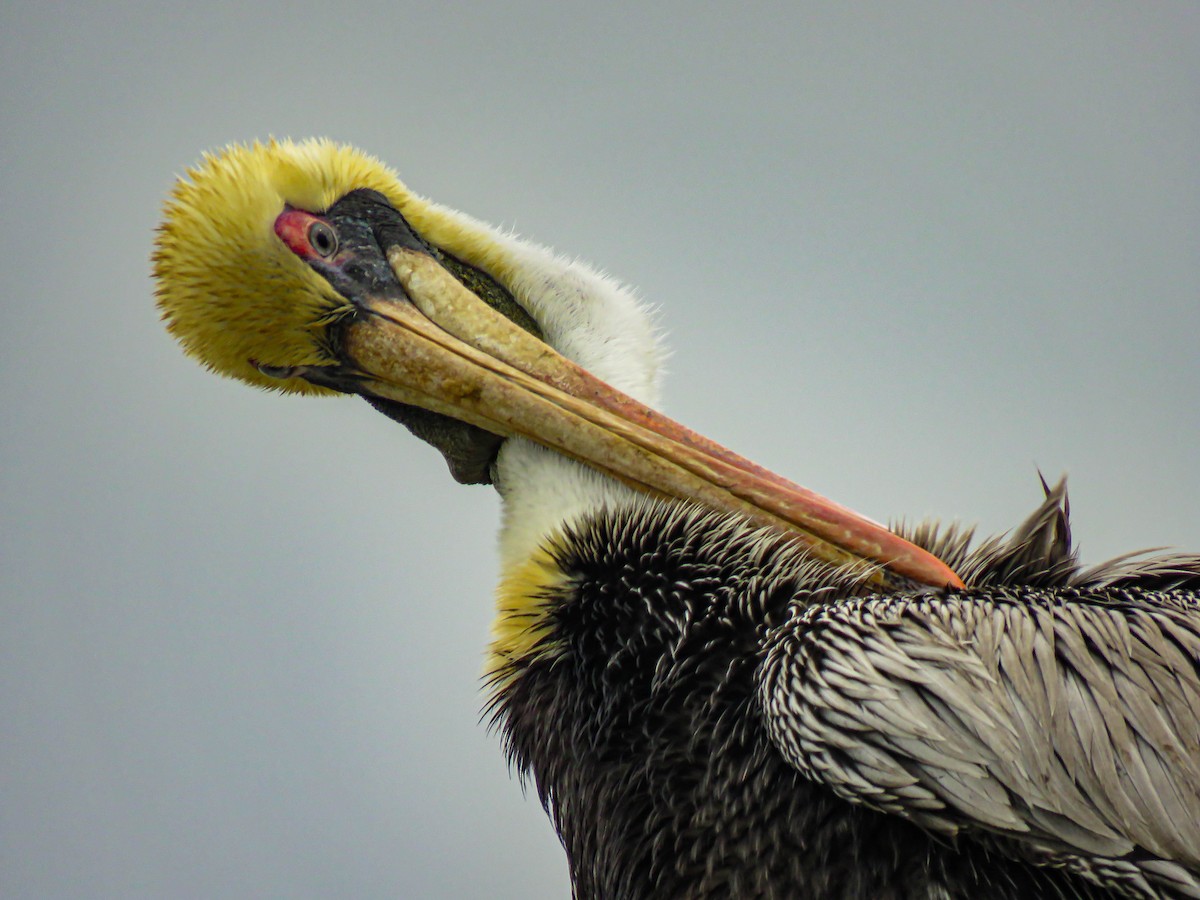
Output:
[152, 139, 962, 590]
[155, 139, 547, 395]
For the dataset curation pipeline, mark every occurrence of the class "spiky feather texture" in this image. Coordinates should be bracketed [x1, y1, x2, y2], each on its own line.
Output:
[155, 139, 398, 394]
[488, 483, 1200, 898]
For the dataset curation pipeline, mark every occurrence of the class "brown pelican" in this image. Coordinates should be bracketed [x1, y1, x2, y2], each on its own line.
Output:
[154, 140, 1200, 899]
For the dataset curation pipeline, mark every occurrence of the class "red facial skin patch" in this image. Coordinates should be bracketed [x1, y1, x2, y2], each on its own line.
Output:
[274, 208, 325, 260]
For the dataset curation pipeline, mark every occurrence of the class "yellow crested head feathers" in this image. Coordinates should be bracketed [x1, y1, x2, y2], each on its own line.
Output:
[153, 138, 417, 394]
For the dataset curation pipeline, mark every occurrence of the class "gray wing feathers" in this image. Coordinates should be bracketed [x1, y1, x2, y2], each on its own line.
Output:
[759, 591, 1200, 892]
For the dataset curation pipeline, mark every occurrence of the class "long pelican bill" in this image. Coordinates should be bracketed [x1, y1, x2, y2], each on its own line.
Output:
[272, 194, 964, 590]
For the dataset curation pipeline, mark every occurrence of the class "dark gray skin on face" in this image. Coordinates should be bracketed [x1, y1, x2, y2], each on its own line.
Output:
[306, 189, 538, 484]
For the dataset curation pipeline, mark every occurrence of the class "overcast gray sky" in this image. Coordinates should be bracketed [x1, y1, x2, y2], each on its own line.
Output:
[3, 3, 1198, 897]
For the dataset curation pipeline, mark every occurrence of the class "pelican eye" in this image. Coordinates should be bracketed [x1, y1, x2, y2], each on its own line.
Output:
[308, 220, 338, 258]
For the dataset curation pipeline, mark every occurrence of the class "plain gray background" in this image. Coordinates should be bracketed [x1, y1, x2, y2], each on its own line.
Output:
[3, 3, 1197, 897]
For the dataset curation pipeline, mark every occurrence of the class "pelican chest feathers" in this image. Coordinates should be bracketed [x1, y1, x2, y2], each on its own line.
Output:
[154, 139, 1200, 899]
